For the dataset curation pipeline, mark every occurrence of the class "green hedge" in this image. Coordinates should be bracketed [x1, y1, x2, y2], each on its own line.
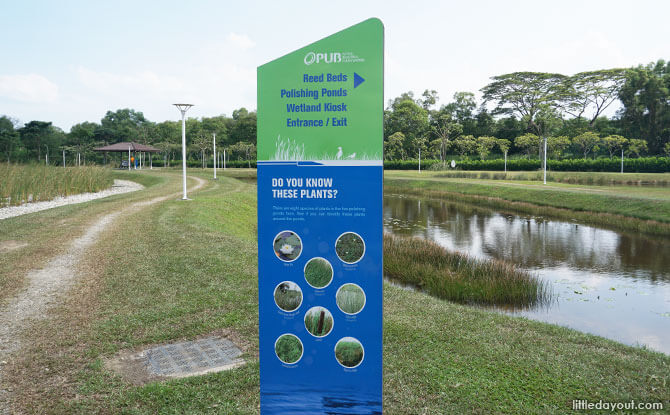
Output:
[385, 157, 670, 173]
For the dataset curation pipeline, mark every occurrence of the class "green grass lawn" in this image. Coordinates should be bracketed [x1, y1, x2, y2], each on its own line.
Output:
[3, 170, 668, 414]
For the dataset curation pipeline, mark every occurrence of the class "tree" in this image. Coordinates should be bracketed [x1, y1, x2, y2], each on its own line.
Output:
[476, 136, 498, 160]
[100, 108, 149, 143]
[561, 69, 626, 127]
[546, 136, 571, 159]
[497, 138, 511, 156]
[384, 94, 429, 153]
[444, 92, 477, 135]
[453, 135, 477, 158]
[572, 132, 601, 158]
[665, 142, 670, 158]
[385, 132, 405, 160]
[66, 122, 98, 165]
[229, 108, 257, 145]
[481, 72, 567, 137]
[431, 112, 462, 162]
[602, 135, 628, 159]
[419, 89, 439, 110]
[626, 139, 648, 158]
[19, 121, 54, 161]
[618, 60, 670, 153]
[514, 133, 540, 157]
[0, 116, 20, 163]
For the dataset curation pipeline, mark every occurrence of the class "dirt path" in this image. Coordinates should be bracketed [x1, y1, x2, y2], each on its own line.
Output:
[0, 176, 207, 414]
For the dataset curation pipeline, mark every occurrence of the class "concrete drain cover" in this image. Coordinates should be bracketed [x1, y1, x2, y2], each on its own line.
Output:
[146, 337, 244, 377]
[105, 336, 245, 383]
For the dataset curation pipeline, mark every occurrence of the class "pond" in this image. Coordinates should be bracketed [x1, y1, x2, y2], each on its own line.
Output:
[384, 193, 670, 354]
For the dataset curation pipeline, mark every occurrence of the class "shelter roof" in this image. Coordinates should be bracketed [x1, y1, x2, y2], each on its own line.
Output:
[93, 142, 161, 153]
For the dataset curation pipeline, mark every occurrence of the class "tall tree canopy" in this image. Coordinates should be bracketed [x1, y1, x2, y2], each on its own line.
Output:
[481, 72, 567, 137]
[618, 59, 670, 153]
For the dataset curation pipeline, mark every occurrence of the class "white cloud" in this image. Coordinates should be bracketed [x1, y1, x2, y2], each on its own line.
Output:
[226, 32, 256, 50]
[0, 74, 59, 103]
[76, 67, 185, 95]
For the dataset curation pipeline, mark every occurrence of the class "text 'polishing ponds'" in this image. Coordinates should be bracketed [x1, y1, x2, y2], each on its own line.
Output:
[257, 18, 384, 414]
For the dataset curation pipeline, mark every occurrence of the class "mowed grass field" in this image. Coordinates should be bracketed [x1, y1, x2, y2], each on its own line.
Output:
[1, 169, 668, 414]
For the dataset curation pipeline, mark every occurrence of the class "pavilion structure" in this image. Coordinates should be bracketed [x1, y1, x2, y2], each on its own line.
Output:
[94, 142, 161, 169]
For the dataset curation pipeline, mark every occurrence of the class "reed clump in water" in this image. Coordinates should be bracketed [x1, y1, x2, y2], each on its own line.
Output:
[383, 234, 549, 307]
[0, 164, 113, 207]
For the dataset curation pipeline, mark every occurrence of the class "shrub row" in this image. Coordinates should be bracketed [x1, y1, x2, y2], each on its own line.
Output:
[385, 157, 670, 173]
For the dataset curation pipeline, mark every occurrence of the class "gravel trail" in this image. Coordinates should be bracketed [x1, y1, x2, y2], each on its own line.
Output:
[0, 179, 144, 220]
[0, 176, 207, 414]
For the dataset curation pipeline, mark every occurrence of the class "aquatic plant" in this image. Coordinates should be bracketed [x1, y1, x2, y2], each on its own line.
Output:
[335, 232, 365, 263]
[335, 338, 364, 368]
[0, 164, 113, 207]
[275, 334, 302, 364]
[383, 234, 550, 307]
[304, 307, 333, 337]
[336, 284, 365, 314]
[304, 258, 333, 288]
[274, 282, 302, 311]
[273, 231, 301, 261]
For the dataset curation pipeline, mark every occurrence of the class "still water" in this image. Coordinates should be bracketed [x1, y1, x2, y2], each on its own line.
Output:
[384, 194, 670, 354]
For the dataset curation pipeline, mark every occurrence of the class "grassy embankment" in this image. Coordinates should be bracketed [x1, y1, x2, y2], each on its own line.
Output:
[429, 169, 670, 186]
[0, 164, 114, 207]
[386, 170, 670, 236]
[2, 169, 667, 414]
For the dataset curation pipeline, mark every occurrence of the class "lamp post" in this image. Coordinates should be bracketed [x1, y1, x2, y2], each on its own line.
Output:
[213, 132, 217, 180]
[173, 104, 193, 200]
[543, 136, 547, 185]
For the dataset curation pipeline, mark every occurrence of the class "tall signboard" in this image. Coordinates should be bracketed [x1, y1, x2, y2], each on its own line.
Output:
[257, 18, 384, 413]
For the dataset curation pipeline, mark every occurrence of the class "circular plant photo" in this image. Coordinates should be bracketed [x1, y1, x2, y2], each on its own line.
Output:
[334, 337, 364, 368]
[273, 230, 302, 262]
[335, 232, 365, 264]
[304, 306, 334, 338]
[304, 257, 334, 289]
[275, 334, 303, 364]
[336, 283, 366, 315]
[274, 281, 303, 312]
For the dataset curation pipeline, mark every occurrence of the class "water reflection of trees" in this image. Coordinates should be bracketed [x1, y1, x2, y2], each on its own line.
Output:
[384, 195, 670, 283]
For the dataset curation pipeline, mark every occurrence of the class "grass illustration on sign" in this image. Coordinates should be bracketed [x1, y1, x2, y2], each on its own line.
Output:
[271, 135, 381, 161]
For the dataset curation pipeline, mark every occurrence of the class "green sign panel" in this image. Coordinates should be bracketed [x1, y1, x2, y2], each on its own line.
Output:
[257, 18, 383, 161]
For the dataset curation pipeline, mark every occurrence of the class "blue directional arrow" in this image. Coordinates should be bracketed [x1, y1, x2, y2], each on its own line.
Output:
[353, 72, 365, 88]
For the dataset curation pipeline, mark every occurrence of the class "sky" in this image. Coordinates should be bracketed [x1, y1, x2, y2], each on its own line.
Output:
[0, 0, 668, 132]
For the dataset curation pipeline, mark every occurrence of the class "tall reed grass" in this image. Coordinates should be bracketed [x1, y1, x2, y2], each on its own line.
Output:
[0, 164, 113, 207]
[383, 234, 549, 308]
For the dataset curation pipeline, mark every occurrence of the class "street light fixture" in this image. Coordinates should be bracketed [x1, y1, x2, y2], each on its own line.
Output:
[173, 103, 194, 200]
